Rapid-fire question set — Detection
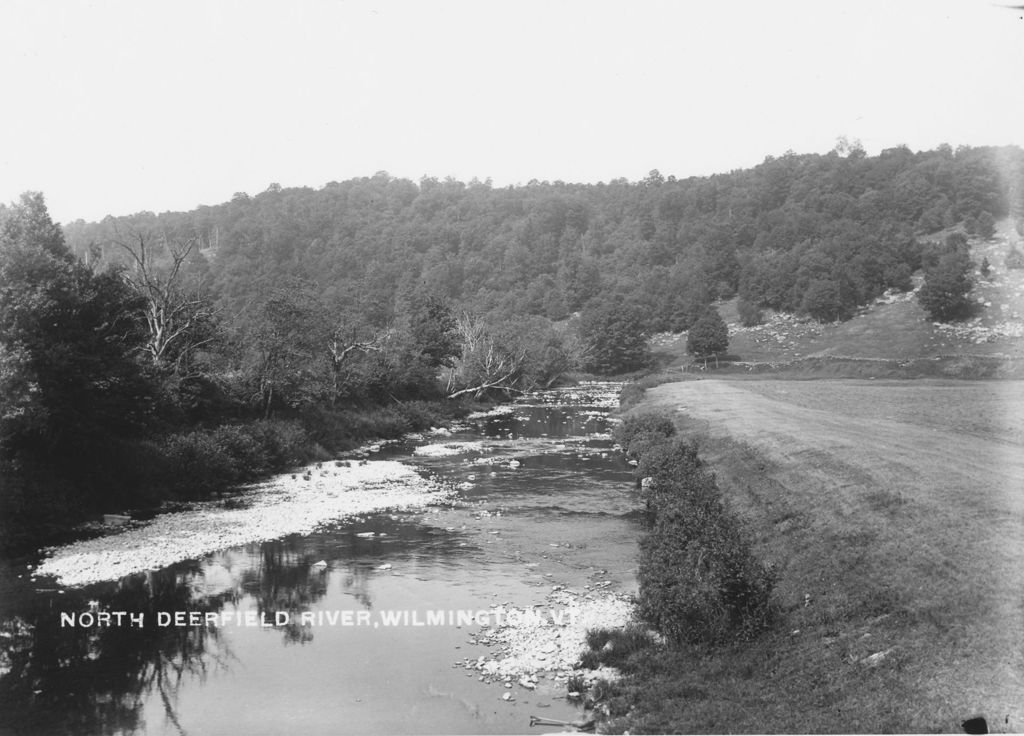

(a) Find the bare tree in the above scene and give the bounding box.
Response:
[325,322,381,405]
[111,228,215,369]
[445,313,526,399]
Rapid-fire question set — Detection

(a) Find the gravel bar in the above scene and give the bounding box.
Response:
[457,589,635,682]
[34,460,452,588]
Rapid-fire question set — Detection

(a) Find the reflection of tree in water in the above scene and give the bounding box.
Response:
[0,565,234,736]
[244,541,326,644]
[339,565,374,610]
[243,540,371,644]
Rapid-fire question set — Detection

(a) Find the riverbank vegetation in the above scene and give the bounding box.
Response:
[0,196,475,554]
[614,411,774,644]
[568,407,775,730]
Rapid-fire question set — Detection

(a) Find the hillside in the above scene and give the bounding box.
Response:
[652,222,1024,369]
[62,144,1024,342]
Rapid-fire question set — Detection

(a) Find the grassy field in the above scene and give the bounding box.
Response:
[616,378,1024,733]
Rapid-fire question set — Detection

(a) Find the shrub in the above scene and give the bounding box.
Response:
[161,431,240,496]
[613,410,677,460]
[639,499,774,645]
[582,627,657,672]
[635,439,717,517]
[635,436,702,483]
[155,420,312,498]
[246,419,310,468]
[394,400,449,429]
[302,400,465,452]
[621,425,775,645]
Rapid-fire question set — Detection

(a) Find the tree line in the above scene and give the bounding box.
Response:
[64,142,1021,336]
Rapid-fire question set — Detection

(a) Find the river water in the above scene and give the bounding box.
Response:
[0,383,641,735]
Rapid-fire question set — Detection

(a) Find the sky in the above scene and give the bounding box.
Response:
[0,0,1022,224]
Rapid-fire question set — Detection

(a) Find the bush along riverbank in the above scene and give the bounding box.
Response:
[0,399,474,557]
[572,400,775,732]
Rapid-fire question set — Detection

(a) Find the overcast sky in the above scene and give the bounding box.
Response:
[1,0,1021,223]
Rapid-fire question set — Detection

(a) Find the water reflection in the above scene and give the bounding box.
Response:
[245,543,330,645]
[0,384,635,734]
[0,516,476,734]
[0,565,231,735]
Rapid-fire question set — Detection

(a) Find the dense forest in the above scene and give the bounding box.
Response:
[3,143,1023,552]
[65,142,1024,327]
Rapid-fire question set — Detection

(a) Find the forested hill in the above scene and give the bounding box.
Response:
[65,143,1024,334]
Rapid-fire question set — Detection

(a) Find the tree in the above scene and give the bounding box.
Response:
[323,317,381,406]
[506,316,578,389]
[578,301,651,375]
[445,314,576,399]
[241,283,324,417]
[0,193,153,505]
[801,279,847,322]
[406,291,459,369]
[445,313,527,399]
[686,306,729,357]
[109,227,215,370]
[917,251,975,322]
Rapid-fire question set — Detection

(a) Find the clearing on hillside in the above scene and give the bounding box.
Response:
[652,222,1024,367]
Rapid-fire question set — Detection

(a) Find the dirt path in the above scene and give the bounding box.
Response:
[649,379,1024,520]
[644,378,1024,727]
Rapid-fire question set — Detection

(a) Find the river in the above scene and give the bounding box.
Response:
[0,383,641,735]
